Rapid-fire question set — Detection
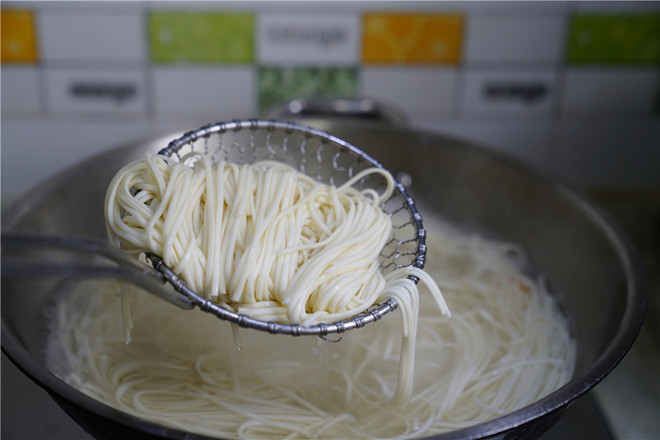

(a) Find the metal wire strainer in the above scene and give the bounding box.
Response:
[146,119,427,336]
[1,120,426,337]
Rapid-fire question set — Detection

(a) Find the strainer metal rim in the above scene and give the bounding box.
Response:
[151,119,427,336]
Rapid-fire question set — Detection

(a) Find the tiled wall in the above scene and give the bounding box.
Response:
[1,1,659,197]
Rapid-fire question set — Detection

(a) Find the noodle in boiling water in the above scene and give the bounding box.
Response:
[46,218,575,439]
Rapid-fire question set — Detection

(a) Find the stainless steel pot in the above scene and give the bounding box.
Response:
[1,100,646,439]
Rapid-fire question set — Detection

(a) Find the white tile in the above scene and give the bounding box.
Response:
[38,12,145,62]
[257,14,359,65]
[26,1,142,12]
[152,67,256,119]
[1,66,40,114]
[44,67,147,115]
[360,67,458,116]
[561,68,660,116]
[552,120,660,188]
[462,69,558,117]
[464,16,565,64]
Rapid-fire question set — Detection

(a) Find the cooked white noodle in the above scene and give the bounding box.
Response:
[46,219,575,439]
[104,152,445,326]
[103,151,448,404]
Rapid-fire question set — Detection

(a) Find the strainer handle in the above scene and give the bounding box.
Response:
[1,232,194,310]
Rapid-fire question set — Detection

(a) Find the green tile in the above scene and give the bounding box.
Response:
[567,14,660,65]
[149,12,253,63]
[258,67,358,113]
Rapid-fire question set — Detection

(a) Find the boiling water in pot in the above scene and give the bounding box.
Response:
[43,214,575,440]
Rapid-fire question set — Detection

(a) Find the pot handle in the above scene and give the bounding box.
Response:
[264,97,408,128]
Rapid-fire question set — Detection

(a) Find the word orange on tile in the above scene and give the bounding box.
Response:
[1,9,38,63]
[363,12,463,64]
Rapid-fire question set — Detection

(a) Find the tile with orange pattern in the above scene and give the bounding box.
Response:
[1,9,38,63]
[362,12,463,65]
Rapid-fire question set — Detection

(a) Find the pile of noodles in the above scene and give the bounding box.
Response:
[104,152,447,326]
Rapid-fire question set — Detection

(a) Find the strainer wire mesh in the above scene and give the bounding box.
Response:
[148,119,426,336]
